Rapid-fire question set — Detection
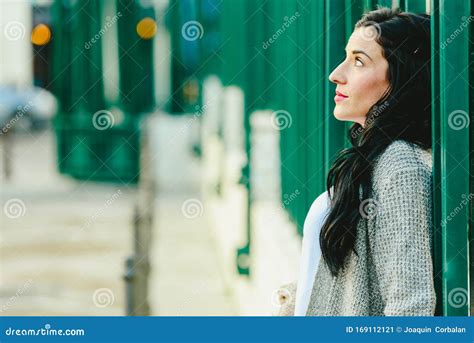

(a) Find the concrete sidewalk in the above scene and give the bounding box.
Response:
[0,114,237,315]
[148,113,238,315]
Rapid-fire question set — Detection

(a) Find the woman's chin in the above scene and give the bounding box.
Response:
[333,111,365,127]
[333,109,350,122]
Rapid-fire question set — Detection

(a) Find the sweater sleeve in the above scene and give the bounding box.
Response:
[372,166,436,316]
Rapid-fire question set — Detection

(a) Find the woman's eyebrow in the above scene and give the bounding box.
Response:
[351,49,373,61]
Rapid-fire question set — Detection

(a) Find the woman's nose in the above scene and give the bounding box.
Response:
[329,64,345,84]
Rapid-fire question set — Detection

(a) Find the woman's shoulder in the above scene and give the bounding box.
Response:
[372,140,432,181]
[303,190,331,236]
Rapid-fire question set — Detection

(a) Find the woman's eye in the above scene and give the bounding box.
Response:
[354,57,364,66]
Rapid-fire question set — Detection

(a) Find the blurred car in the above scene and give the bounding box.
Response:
[0,85,57,132]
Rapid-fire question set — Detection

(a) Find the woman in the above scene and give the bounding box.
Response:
[278,7,435,316]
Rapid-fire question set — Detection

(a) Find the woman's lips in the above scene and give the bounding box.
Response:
[334,90,348,102]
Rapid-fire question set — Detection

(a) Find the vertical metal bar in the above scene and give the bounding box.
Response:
[324,0,347,177]
[306,0,326,218]
[362,0,376,11]
[469,0,474,317]
[268,0,292,223]
[437,0,471,316]
[264,0,281,112]
[404,0,427,13]
[295,0,310,233]
[430,0,443,317]
[346,0,365,41]
[376,0,393,8]
[278,0,300,225]
[197,0,222,78]
[220,0,247,89]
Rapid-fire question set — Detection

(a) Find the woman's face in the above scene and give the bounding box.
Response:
[329,26,390,127]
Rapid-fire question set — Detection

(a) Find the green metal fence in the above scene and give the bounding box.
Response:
[50,0,156,183]
[203,0,472,315]
[430,0,471,317]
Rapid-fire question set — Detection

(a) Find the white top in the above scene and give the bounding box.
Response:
[294,190,331,316]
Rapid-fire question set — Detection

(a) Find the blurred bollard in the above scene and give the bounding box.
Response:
[201,76,224,196]
[124,116,156,316]
[222,86,250,276]
[0,130,12,180]
[123,255,135,315]
[222,86,247,190]
[250,111,281,202]
[250,110,301,314]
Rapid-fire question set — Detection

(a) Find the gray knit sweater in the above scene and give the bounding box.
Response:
[278,140,436,316]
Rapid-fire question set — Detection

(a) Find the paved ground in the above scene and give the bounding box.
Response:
[0,114,237,316]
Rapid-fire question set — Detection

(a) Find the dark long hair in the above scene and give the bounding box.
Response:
[320,7,431,277]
